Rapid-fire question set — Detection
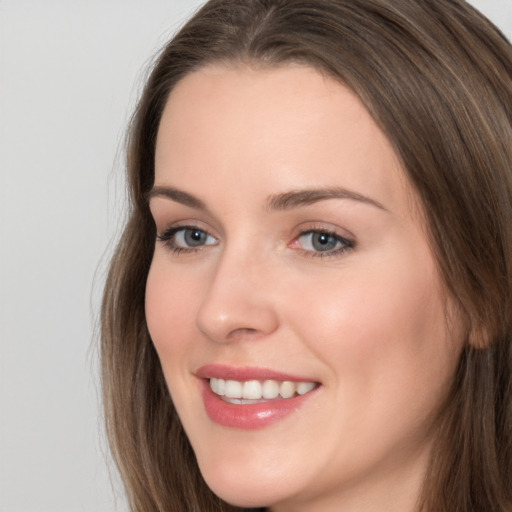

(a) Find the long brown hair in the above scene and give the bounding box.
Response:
[101,1,512,510]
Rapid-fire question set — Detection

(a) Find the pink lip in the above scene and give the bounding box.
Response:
[196,364,320,429]
[196,364,315,382]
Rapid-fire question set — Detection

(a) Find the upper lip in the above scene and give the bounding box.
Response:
[195,364,318,383]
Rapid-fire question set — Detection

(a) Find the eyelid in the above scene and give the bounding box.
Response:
[290,222,355,242]
[155,217,217,237]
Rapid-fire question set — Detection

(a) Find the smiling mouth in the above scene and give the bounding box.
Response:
[209,378,319,404]
[197,366,321,428]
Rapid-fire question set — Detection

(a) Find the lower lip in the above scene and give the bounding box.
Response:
[200,380,318,429]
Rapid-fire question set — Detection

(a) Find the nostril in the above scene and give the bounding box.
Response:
[226,327,261,342]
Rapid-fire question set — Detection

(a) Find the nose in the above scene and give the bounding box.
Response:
[195,250,279,344]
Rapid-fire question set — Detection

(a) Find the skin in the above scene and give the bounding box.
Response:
[145,64,464,512]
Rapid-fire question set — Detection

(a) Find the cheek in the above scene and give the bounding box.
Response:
[277,255,461,478]
[144,259,209,428]
[289,264,441,351]
[145,259,199,361]
[286,250,460,414]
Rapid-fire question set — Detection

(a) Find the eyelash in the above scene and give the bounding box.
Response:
[156,225,355,258]
[156,225,218,255]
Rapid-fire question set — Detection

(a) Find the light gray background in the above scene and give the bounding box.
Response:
[1,1,511,511]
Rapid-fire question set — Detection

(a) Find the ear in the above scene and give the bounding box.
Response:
[445,294,493,350]
[467,322,493,349]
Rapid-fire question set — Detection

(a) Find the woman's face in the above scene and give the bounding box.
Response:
[146,65,464,511]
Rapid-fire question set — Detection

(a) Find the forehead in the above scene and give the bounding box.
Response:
[154,64,414,216]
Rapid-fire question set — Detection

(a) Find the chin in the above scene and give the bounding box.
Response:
[196,452,299,509]
[201,471,272,508]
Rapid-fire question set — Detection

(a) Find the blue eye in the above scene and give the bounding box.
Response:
[175,228,216,248]
[157,226,217,252]
[297,230,353,255]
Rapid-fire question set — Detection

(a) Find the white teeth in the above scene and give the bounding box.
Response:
[279,381,295,399]
[242,380,262,399]
[224,380,243,398]
[209,378,317,400]
[297,382,316,395]
[262,379,280,399]
[216,378,226,396]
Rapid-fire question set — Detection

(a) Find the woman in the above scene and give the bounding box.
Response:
[101,0,512,510]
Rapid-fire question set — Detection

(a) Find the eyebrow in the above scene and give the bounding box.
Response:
[146,186,207,210]
[147,185,387,212]
[266,187,388,212]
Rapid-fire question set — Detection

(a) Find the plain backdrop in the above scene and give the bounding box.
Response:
[1,1,511,511]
